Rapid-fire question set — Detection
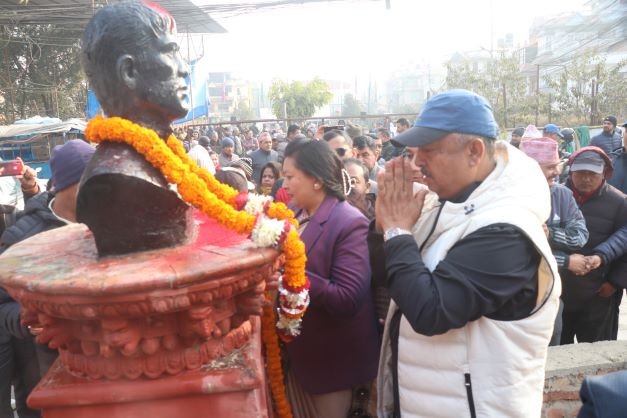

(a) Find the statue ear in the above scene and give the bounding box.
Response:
[117,54,137,90]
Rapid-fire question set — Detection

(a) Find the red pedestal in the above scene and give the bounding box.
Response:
[30,318,270,418]
[0,212,279,417]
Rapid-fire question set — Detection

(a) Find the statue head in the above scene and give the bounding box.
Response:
[81,1,190,131]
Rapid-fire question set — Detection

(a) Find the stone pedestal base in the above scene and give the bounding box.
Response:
[30,318,270,418]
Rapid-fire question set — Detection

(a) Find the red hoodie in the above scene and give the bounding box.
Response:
[567,146,614,204]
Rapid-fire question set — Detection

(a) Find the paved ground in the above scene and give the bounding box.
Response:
[618,290,627,341]
[11,292,627,417]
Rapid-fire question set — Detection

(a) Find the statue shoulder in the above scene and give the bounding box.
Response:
[80,142,169,189]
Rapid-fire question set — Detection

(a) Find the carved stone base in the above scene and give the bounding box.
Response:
[29,317,271,418]
[0,211,280,417]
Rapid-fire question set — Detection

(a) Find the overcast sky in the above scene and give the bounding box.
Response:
[186,0,587,82]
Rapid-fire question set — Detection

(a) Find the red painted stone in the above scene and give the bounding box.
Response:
[0,211,279,417]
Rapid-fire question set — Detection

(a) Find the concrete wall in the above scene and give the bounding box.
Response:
[543,341,627,417]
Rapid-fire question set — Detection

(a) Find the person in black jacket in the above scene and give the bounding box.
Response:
[561,147,627,344]
[0,140,94,418]
[0,158,41,238]
[577,370,627,418]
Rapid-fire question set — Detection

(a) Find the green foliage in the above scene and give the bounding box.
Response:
[446,51,530,129]
[0,25,84,123]
[341,93,362,116]
[545,52,627,125]
[268,78,332,120]
[446,49,627,128]
[232,98,256,121]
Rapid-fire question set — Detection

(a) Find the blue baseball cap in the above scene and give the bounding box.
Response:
[394,89,498,147]
[543,124,563,138]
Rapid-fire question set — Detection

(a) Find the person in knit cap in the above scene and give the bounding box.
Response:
[520,137,589,345]
[510,127,525,148]
[591,116,622,155]
[0,139,95,418]
[561,146,627,344]
[218,137,239,168]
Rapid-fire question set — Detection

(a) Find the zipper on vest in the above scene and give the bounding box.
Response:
[464,373,477,418]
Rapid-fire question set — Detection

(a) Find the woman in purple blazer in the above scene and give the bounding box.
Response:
[281,138,380,418]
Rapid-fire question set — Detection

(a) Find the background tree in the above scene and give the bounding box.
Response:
[232,98,255,121]
[544,53,626,126]
[341,93,362,116]
[0,25,84,123]
[446,51,529,129]
[268,77,332,120]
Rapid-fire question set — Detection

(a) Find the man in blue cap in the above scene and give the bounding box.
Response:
[543,123,564,143]
[371,89,560,417]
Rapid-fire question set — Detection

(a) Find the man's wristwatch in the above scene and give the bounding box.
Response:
[383,227,412,242]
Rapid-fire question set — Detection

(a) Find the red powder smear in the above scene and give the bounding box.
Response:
[143,1,176,32]
[192,209,248,248]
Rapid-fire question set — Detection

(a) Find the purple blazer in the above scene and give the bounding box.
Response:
[286,195,380,394]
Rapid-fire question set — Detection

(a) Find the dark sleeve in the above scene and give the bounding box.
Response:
[0,287,29,338]
[367,219,388,289]
[307,215,371,317]
[22,187,41,203]
[384,224,539,336]
[577,371,627,418]
[594,224,627,265]
[602,197,627,288]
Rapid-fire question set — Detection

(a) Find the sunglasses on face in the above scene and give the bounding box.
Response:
[336,148,348,157]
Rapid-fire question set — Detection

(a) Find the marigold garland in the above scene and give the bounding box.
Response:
[84,116,309,418]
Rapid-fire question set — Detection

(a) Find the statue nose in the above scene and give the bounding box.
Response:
[178,56,190,78]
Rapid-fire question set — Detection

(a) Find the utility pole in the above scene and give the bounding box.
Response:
[187,29,194,121]
[502,82,507,128]
[590,64,600,125]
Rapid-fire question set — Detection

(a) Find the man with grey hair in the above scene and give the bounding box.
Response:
[249,131,278,185]
[371,89,560,417]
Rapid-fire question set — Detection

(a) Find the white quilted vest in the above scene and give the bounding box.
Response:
[377,142,561,418]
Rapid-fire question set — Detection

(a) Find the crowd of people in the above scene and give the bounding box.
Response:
[163,93,626,417]
[4,2,626,417]
[0,90,625,418]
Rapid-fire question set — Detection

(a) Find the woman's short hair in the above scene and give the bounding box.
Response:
[258,161,281,185]
[284,138,346,201]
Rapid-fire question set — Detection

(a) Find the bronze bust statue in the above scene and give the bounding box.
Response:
[78,1,193,256]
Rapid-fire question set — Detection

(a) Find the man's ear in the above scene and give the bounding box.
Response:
[467,137,485,166]
[117,54,136,90]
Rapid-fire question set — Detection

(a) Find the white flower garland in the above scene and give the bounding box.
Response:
[244,193,310,338]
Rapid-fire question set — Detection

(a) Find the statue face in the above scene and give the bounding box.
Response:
[134,31,190,121]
